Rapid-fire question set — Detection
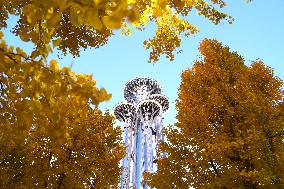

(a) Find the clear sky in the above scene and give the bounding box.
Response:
[3,0,284,126]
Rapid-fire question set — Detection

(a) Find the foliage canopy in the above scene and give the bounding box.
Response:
[0,0,239,63]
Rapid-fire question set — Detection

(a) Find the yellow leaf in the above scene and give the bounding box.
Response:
[85,8,103,30]
[46,7,54,19]
[127,8,141,23]
[52,38,62,47]
[26,15,32,23]
[19,34,30,42]
[16,47,28,58]
[50,59,59,70]
[61,67,71,74]
[31,50,40,59]
[70,7,81,27]
[102,16,122,29]
[46,11,61,28]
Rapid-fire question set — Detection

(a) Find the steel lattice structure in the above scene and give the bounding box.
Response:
[114,77,169,189]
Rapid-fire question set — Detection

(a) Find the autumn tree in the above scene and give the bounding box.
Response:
[0,33,124,188]
[0,0,246,63]
[147,39,284,188]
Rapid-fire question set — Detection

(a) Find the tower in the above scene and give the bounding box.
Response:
[114,77,169,189]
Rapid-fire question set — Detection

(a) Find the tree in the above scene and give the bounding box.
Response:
[0,33,124,188]
[147,39,284,188]
[0,0,245,63]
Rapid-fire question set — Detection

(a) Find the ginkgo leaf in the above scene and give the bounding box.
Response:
[102,16,122,29]
[19,34,30,42]
[52,38,62,47]
[85,8,103,30]
[50,59,59,70]
[31,50,40,58]
[46,11,61,28]
[127,8,141,23]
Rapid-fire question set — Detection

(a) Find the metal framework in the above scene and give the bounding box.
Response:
[114,77,169,189]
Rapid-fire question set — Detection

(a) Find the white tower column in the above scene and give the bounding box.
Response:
[114,77,169,189]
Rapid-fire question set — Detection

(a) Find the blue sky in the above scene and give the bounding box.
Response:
[3,0,284,126]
